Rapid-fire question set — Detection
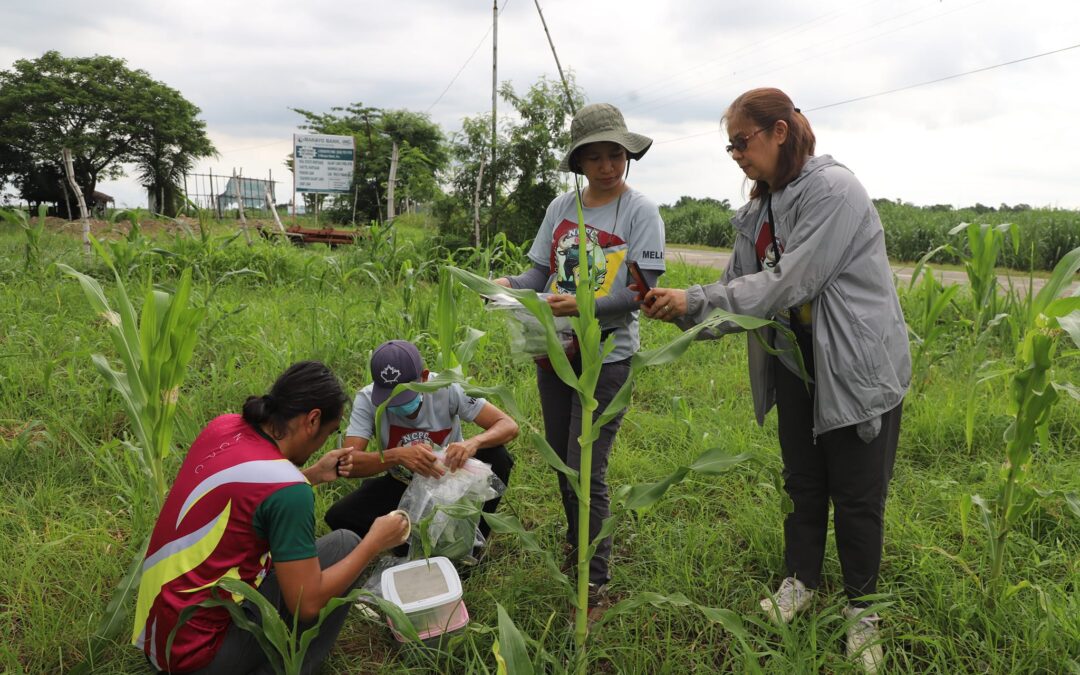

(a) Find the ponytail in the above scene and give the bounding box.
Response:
[243,361,347,439]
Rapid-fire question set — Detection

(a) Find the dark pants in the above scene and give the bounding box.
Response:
[773,360,902,605]
[324,445,514,541]
[536,357,631,586]
[181,529,361,675]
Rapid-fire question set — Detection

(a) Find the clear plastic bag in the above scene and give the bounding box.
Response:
[485,292,575,363]
[396,449,506,561]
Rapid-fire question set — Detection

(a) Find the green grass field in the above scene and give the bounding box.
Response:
[0,219,1077,673]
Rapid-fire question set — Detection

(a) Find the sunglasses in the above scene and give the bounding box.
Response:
[725,125,772,155]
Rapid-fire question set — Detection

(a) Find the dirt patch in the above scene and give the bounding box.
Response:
[44,215,278,240]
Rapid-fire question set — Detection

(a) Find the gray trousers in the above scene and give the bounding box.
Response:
[183,529,362,675]
[536,357,631,586]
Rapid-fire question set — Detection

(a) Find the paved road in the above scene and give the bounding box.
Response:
[667,246,1080,296]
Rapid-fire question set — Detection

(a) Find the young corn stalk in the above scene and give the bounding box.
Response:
[58,237,205,514]
[57,239,205,671]
[445,231,803,672]
[170,579,423,675]
[961,246,1080,594]
[0,204,47,273]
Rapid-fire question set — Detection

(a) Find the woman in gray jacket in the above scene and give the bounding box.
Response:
[642,87,909,673]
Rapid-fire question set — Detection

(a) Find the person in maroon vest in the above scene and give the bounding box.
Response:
[133,361,408,674]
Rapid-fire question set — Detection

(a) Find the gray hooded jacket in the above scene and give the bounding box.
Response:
[679,155,910,435]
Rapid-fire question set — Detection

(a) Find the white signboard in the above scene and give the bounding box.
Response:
[293,133,355,193]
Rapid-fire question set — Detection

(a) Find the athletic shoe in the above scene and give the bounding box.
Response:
[843,605,884,673]
[759,576,814,624]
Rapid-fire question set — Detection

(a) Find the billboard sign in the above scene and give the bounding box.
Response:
[293,133,355,193]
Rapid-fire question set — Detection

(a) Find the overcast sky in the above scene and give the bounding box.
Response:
[3,0,1079,211]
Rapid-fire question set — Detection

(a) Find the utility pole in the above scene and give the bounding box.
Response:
[490,0,498,240]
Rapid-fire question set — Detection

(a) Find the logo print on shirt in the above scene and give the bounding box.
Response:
[379,365,401,384]
[554,228,607,293]
[755,221,784,270]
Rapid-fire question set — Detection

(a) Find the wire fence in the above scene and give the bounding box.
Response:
[182,169,286,219]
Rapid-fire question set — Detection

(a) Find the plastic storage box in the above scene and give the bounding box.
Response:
[381,556,469,642]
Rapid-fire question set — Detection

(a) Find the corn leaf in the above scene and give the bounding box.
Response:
[495,603,535,675]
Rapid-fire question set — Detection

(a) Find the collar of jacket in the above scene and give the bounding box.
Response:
[729,154,845,234]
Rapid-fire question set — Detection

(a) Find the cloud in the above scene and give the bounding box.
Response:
[3,0,1080,211]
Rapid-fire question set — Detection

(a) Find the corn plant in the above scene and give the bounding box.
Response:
[914,221,1019,337]
[169,578,422,675]
[0,204,47,273]
[444,262,800,670]
[904,263,962,377]
[58,239,205,512]
[960,246,1080,593]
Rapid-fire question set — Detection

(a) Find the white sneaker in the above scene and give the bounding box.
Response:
[843,605,884,673]
[759,576,814,624]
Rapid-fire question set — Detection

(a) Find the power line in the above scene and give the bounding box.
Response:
[805,42,1080,111]
[426,0,512,113]
[653,42,1080,145]
[622,0,889,113]
[630,0,978,117]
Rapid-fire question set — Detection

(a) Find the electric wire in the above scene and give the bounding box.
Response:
[622,0,889,112]
[629,0,981,116]
[426,0,513,114]
[652,42,1080,145]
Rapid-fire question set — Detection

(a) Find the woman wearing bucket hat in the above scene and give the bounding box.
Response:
[640,88,908,672]
[495,103,666,616]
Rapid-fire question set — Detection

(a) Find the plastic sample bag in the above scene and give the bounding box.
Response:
[397,449,506,561]
[484,292,575,363]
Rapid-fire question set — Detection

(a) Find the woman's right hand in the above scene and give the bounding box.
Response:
[642,288,688,321]
[493,277,511,288]
[367,511,410,550]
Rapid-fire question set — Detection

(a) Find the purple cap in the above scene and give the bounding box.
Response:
[370,340,424,406]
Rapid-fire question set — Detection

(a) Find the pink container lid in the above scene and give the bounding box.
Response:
[390,599,469,643]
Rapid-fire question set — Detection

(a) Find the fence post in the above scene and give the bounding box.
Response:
[62,148,92,256]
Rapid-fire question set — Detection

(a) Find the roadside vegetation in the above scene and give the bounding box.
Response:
[1,211,1077,673]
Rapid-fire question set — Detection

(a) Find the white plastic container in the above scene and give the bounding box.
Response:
[380,556,468,640]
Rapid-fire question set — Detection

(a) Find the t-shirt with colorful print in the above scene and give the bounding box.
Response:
[525,188,666,363]
[346,377,487,482]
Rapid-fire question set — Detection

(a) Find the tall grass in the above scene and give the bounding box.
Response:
[0,223,1077,672]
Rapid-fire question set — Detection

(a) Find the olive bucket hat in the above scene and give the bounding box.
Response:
[559,103,653,174]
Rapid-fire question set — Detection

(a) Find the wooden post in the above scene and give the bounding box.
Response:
[386,140,399,222]
[209,169,220,219]
[473,157,486,249]
[234,169,251,245]
[62,148,92,256]
[266,188,286,234]
[491,0,498,238]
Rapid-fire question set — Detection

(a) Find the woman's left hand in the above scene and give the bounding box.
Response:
[642,288,688,321]
[546,294,579,317]
[306,447,350,485]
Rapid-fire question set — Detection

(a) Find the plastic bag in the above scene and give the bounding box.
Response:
[397,449,506,561]
[485,292,575,363]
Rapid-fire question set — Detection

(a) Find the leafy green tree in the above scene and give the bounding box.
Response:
[0,51,215,216]
[290,104,447,224]
[436,74,584,245]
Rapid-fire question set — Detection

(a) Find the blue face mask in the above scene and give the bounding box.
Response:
[387,395,422,417]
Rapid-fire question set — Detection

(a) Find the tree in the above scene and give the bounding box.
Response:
[436,74,584,244]
[289,104,448,224]
[0,51,215,215]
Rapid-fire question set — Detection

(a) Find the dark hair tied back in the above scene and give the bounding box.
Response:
[723,88,816,199]
[242,361,347,439]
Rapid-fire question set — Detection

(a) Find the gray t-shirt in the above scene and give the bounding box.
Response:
[347,377,487,482]
[525,188,666,362]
